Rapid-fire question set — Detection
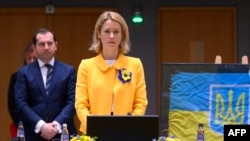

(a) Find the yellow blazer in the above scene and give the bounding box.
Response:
[75,53,148,133]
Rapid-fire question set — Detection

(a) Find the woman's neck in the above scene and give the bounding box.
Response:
[102,51,119,60]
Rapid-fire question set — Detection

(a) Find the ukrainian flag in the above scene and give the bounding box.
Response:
[168,72,250,141]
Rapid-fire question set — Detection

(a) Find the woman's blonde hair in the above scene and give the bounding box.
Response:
[89,11,130,54]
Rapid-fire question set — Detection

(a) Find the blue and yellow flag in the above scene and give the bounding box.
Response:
[168,72,250,141]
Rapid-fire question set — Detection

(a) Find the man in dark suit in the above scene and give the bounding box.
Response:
[15,28,77,141]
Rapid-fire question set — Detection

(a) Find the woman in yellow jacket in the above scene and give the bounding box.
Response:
[75,11,148,134]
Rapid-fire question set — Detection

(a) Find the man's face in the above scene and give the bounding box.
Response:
[34,32,57,63]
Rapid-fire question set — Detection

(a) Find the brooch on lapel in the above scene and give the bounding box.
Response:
[118,68,132,83]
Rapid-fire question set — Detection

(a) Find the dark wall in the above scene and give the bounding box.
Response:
[0,0,249,115]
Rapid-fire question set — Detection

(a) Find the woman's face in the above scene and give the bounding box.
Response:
[24,50,36,65]
[98,19,122,52]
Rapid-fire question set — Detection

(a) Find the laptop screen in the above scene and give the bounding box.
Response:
[86,115,159,141]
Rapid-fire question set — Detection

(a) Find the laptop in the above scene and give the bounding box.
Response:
[86,115,159,141]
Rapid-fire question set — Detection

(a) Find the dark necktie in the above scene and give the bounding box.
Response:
[45,64,53,95]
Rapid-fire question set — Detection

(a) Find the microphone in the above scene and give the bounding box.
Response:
[110,112,113,116]
[127,112,132,116]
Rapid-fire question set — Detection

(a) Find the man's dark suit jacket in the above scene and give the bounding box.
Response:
[15,60,77,141]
